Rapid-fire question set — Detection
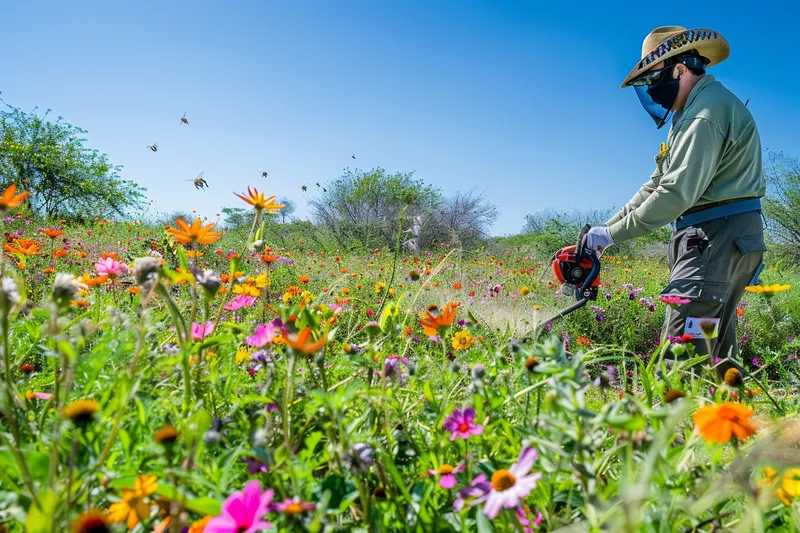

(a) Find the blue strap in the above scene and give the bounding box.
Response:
[749,262,765,286]
[675,198,762,230]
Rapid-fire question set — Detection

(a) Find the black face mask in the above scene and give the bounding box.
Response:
[633,65,682,129]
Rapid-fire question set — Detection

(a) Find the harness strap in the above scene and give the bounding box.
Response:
[674,198,762,231]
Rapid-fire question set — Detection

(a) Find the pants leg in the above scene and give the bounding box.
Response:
[660,211,765,379]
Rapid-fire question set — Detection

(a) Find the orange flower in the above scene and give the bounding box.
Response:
[53,248,67,258]
[71,300,91,308]
[452,283,462,290]
[262,252,277,263]
[167,218,220,245]
[41,228,64,238]
[285,327,327,355]
[4,238,40,256]
[234,186,285,211]
[108,474,157,529]
[577,336,591,346]
[418,302,459,337]
[693,402,757,444]
[0,184,30,210]
[298,275,310,284]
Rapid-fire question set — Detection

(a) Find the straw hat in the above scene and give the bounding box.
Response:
[621,26,730,88]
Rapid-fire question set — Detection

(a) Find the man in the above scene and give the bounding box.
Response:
[585,26,766,378]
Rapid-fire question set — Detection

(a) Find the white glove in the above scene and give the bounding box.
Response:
[585,226,614,254]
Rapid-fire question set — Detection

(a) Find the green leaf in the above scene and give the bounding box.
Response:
[476,510,495,533]
[26,488,59,533]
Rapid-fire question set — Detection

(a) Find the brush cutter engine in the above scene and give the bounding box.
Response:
[538,225,602,330]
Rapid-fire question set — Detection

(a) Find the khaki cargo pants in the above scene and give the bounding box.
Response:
[660,210,766,378]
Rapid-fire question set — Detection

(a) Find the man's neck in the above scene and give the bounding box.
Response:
[673,73,705,112]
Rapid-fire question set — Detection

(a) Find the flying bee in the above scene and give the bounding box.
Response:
[323,187,327,192]
[352,153,356,159]
[301,184,307,192]
[261,171,269,178]
[149,143,158,152]
[180,113,189,125]
[186,171,208,190]
[316,182,320,187]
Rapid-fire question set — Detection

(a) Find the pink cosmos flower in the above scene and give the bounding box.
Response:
[94,257,129,278]
[205,481,273,532]
[477,447,542,519]
[660,295,692,306]
[246,323,277,347]
[270,496,316,516]
[224,295,258,311]
[428,463,465,489]
[443,407,484,441]
[191,321,215,340]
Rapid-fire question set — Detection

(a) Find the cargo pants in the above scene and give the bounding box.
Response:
[660,210,766,378]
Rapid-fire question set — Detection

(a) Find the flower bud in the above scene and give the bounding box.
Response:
[133,256,160,285]
[53,273,80,307]
[196,269,221,297]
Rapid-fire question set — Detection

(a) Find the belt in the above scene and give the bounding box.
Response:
[674,197,762,231]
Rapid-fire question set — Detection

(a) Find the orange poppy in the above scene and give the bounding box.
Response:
[167,218,220,245]
[285,327,327,355]
[4,238,40,256]
[693,402,757,444]
[0,184,29,210]
[41,228,64,238]
[418,302,459,337]
[234,186,285,211]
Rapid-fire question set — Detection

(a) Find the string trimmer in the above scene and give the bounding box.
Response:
[538,224,601,330]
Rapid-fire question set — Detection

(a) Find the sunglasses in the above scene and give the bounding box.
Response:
[630,66,671,87]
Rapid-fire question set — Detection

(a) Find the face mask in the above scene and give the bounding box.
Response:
[632,65,682,129]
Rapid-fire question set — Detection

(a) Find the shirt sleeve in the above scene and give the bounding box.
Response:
[606,174,659,226]
[607,117,725,243]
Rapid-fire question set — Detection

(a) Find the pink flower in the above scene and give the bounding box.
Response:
[516,505,543,533]
[270,496,316,516]
[246,323,277,347]
[224,295,257,311]
[191,321,215,340]
[205,480,273,533]
[454,473,491,511]
[443,407,484,441]
[428,463,465,489]
[660,295,692,306]
[477,447,542,519]
[94,257,129,278]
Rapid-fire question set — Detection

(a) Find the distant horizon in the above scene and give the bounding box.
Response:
[3,0,798,237]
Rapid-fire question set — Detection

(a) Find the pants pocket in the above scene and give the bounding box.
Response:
[734,234,767,286]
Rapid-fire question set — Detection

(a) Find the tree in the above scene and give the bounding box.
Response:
[420,189,498,249]
[0,96,145,219]
[278,196,296,223]
[308,167,441,250]
[763,151,800,247]
[221,207,254,229]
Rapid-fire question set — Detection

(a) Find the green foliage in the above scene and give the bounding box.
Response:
[763,151,800,252]
[0,96,146,219]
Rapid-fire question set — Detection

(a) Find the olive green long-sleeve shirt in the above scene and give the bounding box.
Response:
[606,74,765,243]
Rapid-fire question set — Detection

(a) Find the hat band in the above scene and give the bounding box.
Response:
[638,29,720,71]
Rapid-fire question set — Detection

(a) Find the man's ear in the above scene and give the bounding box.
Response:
[673,64,686,79]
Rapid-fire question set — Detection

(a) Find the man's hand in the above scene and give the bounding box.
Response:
[585,226,614,254]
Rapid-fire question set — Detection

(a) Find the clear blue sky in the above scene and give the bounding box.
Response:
[3,0,798,236]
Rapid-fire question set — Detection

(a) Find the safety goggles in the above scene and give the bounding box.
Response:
[629,66,669,87]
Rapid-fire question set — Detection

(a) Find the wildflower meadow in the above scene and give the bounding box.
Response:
[2,179,800,533]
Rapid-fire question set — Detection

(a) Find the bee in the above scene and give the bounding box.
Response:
[180,113,189,125]
[301,184,307,192]
[149,143,158,152]
[323,187,327,192]
[261,171,269,178]
[352,153,356,159]
[316,182,320,187]
[186,171,208,190]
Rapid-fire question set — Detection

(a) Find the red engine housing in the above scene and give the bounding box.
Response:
[551,245,601,288]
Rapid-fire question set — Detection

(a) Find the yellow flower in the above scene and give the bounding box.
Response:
[451,330,475,351]
[236,346,251,365]
[762,467,800,505]
[63,399,100,424]
[233,284,261,297]
[375,282,386,294]
[282,285,302,304]
[254,273,268,288]
[745,283,790,294]
[108,475,157,529]
[300,290,315,305]
[519,286,530,296]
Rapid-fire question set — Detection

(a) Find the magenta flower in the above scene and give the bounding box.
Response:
[454,473,491,511]
[270,496,316,516]
[443,407,484,441]
[477,447,542,519]
[660,295,692,306]
[516,504,543,533]
[246,323,277,347]
[204,480,273,533]
[191,321,215,340]
[224,294,258,311]
[94,257,129,278]
[428,463,465,489]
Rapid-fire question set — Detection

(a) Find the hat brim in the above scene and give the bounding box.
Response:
[621,28,730,88]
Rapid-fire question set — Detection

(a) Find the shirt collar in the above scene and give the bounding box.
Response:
[673,74,715,124]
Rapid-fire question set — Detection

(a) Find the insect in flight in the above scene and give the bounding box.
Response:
[149,143,158,152]
[352,153,356,159]
[181,113,189,125]
[301,184,307,192]
[186,171,208,190]
[262,171,269,178]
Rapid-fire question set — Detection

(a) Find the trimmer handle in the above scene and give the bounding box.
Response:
[576,224,591,257]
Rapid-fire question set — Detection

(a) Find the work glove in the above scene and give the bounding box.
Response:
[584,226,614,254]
